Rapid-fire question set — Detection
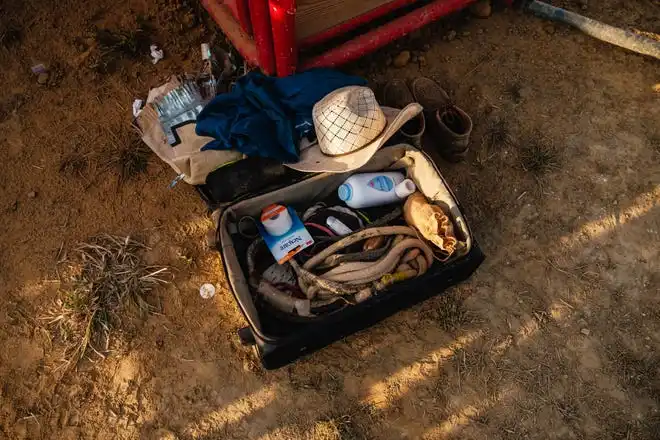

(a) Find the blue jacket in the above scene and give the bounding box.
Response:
[196,69,366,162]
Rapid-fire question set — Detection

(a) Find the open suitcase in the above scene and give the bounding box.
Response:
[200,144,485,369]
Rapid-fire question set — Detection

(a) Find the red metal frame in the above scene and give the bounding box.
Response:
[202,0,261,68]
[203,0,498,77]
[249,0,276,74]
[302,0,475,70]
[269,0,298,77]
[298,0,420,49]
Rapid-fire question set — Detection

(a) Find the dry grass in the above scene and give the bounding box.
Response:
[0,23,21,49]
[91,24,152,74]
[478,118,515,165]
[519,133,561,175]
[101,124,152,184]
[44,235,169,369]
[311,402,376,440]
[59,153,90,179]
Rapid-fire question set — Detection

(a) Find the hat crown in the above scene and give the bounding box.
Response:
[313,86,387,156]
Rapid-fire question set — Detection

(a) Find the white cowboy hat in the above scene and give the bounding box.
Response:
[286,86,422,173]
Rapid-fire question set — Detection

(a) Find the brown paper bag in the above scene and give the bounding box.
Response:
[136,76,244,185]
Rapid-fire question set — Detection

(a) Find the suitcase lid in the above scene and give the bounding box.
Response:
[196,157,311,210]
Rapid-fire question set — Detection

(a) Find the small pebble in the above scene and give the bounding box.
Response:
[581,328,591,336]
[392,50,411,68]
[27,191,37,198]
[422,43,431,51]
[411,54,418,63]
[545,25,555,35]
[446,30,457,41]
[418,55,427,67]
[462,31,471,37]
[37,72,49,85]
[477,28,484,35]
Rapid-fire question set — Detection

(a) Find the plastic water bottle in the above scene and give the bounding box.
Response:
[338,172,416,209]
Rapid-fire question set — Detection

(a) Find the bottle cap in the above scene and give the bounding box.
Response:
[394,179,416,199]
[338,184,352,202]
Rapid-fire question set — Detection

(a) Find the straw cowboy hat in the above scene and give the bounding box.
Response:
[286,86,422,173]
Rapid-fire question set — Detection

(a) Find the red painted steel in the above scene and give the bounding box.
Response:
[270,0,298,76]
[204,0,485,75]
[201,0,260,67]
[249,0,276,74]
[301,0,475,70]
[299,0,419,49]
[234,0,254,34]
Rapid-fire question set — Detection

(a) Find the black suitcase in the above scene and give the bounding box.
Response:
[199,144,484,369]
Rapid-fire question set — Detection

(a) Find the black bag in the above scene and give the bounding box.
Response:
[202,145,484,369]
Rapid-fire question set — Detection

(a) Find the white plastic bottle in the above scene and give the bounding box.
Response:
[338,172,416,209]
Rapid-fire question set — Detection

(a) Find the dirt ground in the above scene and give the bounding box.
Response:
[1,0,659,439]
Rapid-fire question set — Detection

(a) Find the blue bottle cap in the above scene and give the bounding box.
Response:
[338,183,352,202]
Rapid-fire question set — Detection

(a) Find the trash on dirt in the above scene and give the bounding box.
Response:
[150,44,164,64]
[153,79,205,145]
[198,43,237,96]
[135,75,244,185]
[199,283,216,299]
[31,63,48,74]
[132,99,144,117]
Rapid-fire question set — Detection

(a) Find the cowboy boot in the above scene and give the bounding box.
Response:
[383,79,426,149]
[411,77,473,162]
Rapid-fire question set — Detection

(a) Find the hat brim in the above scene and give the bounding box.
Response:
[285,103,423,173]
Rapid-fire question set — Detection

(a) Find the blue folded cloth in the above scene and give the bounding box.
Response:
[196,69,367,163]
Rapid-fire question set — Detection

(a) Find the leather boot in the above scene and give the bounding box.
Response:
[411,77,472,162]
[382,79,425,149]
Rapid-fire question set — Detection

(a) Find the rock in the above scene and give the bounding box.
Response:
[446,30,457,41]
[470,0,492,19]
[422,43,431,51]
[477,28,484,34]
[37,72,49,85]
[581,328,591,336]
[418,55,427,67]
[27,191,37,198]
[462,31,471,37]
[392,50,411,68]
[545,25,555,35]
